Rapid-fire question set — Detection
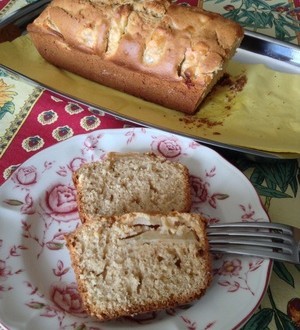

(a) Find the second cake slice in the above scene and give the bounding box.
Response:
[72,152,191,222]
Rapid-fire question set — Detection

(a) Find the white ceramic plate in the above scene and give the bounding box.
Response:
[0,128,272,330]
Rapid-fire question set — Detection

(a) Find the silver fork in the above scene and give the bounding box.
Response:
[207,222,300,264]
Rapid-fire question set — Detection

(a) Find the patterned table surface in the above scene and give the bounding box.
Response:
[0,1,299,330]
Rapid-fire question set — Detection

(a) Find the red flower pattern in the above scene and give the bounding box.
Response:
[190,175,209,203]
[50,282,86,316]
[40,184,78,222]
[216,259,242,277]
[151,136,183,159]
[13,166,37,185]
[190,175,229,208]
[20,193,35,214]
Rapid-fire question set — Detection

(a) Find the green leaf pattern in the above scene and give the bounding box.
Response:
[205,0,300,43]
[273,261,295,288]
[241,308,274,329]
[231,156,300,329]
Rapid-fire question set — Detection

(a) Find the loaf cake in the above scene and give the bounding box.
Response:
[27,0,244,114]
[65,212,212,321]
[72,152,191,222]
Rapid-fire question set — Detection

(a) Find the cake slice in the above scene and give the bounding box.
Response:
[72,152,192,222]
[65,212,212,321]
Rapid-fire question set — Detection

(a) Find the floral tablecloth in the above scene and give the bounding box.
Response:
[0,0,299,329]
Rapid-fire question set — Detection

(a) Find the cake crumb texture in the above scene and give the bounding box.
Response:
[65,212,212,321]
[72,152,192,222]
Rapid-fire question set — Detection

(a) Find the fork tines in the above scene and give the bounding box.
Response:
[207,222,300,264]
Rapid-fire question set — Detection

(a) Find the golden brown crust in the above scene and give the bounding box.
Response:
[72,170,89,223]
[28,0,243,114]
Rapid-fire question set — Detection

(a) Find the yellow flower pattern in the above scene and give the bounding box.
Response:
[0,79,17,119]
[0,79,16,107]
